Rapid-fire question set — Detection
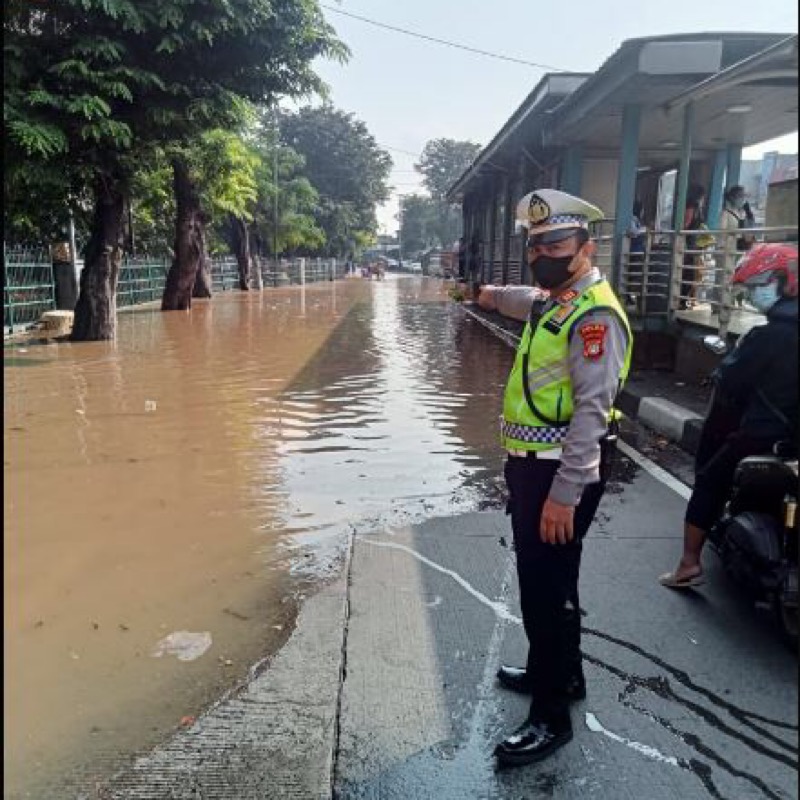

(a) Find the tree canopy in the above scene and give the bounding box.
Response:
[415,138,482,200]
[4,0,348,336]
[280,105,392,257]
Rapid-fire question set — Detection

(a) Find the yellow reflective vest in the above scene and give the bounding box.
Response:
[500,279,632,452]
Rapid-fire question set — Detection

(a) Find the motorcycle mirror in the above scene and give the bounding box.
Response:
[703,334,728,355]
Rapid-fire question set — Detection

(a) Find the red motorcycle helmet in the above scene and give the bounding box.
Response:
[733,243,798,296]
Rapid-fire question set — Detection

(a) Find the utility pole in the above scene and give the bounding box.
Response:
[397,195,403,268]
[272,104,279,262]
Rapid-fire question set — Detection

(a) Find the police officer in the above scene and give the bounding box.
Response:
[494,189,633,767]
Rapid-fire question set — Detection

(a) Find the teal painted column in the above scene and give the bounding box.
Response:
[706,149,727,229]
[612,104,641,290]
[672,102,695,231]
[726,144,742,188]
[560,145,583,195]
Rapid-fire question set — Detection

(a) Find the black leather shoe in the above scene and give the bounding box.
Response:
[496,665,586,701]
[494,714,573,766]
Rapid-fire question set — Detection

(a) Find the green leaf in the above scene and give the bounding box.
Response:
[7,120,68,158]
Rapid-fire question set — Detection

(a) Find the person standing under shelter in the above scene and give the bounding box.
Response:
[721,186,756,307]
[679,184,707,309]
[625,199,648,308]
[493,189,633,767]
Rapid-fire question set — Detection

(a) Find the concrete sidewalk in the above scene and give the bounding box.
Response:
[462,304,710,455]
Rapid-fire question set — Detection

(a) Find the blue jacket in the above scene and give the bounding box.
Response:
[713,297,798,440]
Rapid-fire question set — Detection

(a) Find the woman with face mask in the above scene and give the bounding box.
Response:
[722,185,756,253]
[660,243,798,590]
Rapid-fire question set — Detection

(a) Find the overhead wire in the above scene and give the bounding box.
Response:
[319,4,566,71]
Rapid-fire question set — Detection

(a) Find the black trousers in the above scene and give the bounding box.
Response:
[504,456,606,720]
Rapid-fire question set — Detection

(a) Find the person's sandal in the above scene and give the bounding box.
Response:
[658,570,705,589]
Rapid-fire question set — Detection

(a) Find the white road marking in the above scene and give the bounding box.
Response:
[358,538,521,624]
[617,440,692,501]
[585,712,680,767]
[358,537,688,771]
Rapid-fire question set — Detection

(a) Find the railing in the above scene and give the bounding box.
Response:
[593,234,615,280]
[3,245,56,332]
[618,226,798,336]
[210,256,240,292]
[117,256,170,309]
[258,257,344,287]
[4,246,350,335]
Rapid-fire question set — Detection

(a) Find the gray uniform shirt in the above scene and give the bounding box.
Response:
[533,270,629,506]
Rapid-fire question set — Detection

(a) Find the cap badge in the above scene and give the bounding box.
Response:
[528,194,550,225]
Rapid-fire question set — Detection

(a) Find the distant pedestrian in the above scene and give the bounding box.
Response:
[679,184,707,309]
[494,188,633,767]
[628,199,647,256]
[457,237,467,281]
[721,185,756,253]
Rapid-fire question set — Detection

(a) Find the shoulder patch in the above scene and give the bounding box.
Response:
[578,322,607,360]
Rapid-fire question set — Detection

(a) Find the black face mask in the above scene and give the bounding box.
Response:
[531,254,575,289]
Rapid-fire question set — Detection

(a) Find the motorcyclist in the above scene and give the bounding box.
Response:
[660,243,799,589]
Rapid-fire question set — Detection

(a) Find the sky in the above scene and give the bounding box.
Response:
[310,1,798,234]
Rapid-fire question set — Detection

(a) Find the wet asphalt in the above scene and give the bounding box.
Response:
[334,441,798,800]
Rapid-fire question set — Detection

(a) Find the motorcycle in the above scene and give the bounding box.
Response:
[707,439,798,648]
[702,334,798,647]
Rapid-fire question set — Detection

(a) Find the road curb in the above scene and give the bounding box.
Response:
[461,303,703,455]
[98,560,350,799]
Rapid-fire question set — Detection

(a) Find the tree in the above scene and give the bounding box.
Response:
[399,139,482,254]
[246,114,326,260]
[398,195,440,255]
[398,194,463,256]
[415,139,482,201]
[280,106,392,257]
[4,0,346,339]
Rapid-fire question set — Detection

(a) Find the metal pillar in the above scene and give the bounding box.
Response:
[560,145,583,195]
[612,104,641,291]
[706,149,727,229]
[726,144,742,189]
[672,102,695,232]
[500,174,513,285]
[487,180,499,285]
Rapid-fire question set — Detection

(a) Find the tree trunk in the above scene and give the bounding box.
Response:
[162,157,210,310]
[230,215,252,291]
[70,175,126,341]
[192,227,213,298]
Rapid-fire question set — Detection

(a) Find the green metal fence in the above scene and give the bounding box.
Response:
[3,245,56,332]
[211,256,240,292]
[4,246,345,335]
[117,256,170,309]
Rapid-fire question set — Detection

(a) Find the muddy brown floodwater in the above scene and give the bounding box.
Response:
[3,275,514,798]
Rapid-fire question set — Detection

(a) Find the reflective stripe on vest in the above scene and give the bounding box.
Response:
[500,279,632,452]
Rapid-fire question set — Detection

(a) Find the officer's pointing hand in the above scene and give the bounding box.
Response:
[540,498,575,545]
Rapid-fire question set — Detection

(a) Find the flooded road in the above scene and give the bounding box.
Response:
[4,276,513,797]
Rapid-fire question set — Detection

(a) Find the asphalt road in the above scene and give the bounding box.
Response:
[333,437,798,800]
